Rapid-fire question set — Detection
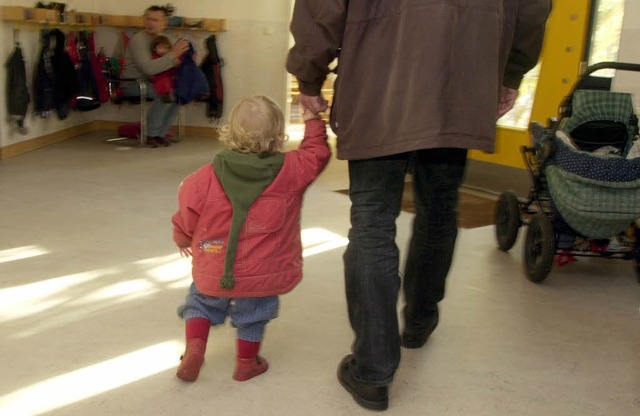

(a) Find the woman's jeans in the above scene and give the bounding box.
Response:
[343,148,467,387]
[122,80,179,138]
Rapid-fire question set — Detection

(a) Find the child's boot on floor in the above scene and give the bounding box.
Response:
[233,355,269,381]
[176,338,207,382]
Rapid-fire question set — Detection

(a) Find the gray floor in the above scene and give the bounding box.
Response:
[0,131,639,416]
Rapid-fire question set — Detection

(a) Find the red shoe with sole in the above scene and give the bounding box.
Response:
[176,338,206,382]
[233,355,269,381]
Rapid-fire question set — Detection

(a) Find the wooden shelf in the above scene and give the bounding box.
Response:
[1,6,226,32]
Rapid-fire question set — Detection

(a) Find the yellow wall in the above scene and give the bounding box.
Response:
[470,0,592,168]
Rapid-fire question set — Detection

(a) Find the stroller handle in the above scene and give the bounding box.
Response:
[580,61,640,78]
[560,61,640,118]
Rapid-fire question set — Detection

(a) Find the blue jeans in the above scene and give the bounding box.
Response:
[177,283,280,342]
[343,148,467,387]
[122,80,179,138]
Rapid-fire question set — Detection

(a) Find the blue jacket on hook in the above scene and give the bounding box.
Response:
[174,41,209,105]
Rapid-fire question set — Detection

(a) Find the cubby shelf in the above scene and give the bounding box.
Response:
[1,6,226,32]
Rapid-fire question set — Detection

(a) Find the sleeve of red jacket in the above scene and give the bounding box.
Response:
[286,0,347,96]
[171,172,205,248]
[287,118,332,192]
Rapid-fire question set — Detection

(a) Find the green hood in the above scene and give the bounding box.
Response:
[212,149,285,289]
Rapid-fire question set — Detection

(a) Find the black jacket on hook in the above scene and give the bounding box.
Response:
[34,29,79,119]
[6,43,30,129]
[199,35,224,121]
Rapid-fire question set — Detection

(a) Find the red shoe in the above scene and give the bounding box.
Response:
[233,355,269,381]
[176,338,206,382]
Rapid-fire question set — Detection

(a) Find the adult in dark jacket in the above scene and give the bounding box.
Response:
[287,0,552,411]
[5,44,30,132]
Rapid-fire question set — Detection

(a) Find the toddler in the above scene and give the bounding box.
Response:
[172,95,331,382]
[150,35,175,103]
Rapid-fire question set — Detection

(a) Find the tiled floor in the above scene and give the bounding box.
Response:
[0,131,639,416]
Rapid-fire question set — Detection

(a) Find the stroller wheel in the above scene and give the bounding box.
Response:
[523,213,555,283]
[495,191,521,252]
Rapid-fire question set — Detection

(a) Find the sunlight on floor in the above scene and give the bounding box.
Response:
[0,228,346,327]
[0,341,183,416]
[0,230,348,413]
[73,278,158,304]
[138,253,192,283]
[0,268,118,323]
[301,227,349,257]
[0,245,50,264]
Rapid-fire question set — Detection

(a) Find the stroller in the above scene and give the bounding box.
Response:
[494,62,640,283]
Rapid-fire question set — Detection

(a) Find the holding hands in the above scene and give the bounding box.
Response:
[298,93,328,115]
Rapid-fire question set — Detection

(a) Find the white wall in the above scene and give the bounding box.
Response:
[0,0,292,147]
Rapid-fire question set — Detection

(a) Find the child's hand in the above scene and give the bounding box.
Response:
[179,247,192,257]
[300,103,321,121]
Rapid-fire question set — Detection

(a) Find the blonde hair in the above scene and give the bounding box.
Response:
[218,95,287,154]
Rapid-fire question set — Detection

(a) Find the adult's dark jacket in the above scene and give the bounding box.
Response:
[5,44,30,126]
[286,0,552,160]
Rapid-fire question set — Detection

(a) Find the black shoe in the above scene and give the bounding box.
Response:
[154,136,171,147]
[337,355,388,411]
[401,307,439,349]
[143,137,158,148]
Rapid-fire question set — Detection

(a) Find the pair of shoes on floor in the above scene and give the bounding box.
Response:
[176,338,207,382]
[143,137,158,148]
[337,355,388,411]
[233,355,269,381]
[401,307,439,349]
[154,136,171,147]
[144,136,171,148]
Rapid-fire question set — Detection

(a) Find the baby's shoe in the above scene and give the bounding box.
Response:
[233,355,269,381]
[176,338,206,382]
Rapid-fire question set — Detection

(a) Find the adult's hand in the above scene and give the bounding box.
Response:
[298,93,328,114]
[171,38,190,60]
[497,86,518,118]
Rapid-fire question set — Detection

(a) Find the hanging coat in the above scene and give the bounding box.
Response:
[72,30,101,111]
[34,30,55,118]
[199,35,224,120]
[34,29,79,120]
[6,44,30,130]
[88,31,110,103]
[174,42,209,105]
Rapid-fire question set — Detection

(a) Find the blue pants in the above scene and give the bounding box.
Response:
[343,148,467,387]
[122,80,179,138]
[178,283,280,342]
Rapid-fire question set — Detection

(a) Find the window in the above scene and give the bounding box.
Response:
[497,0,626,129]
[587,0,626,77]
